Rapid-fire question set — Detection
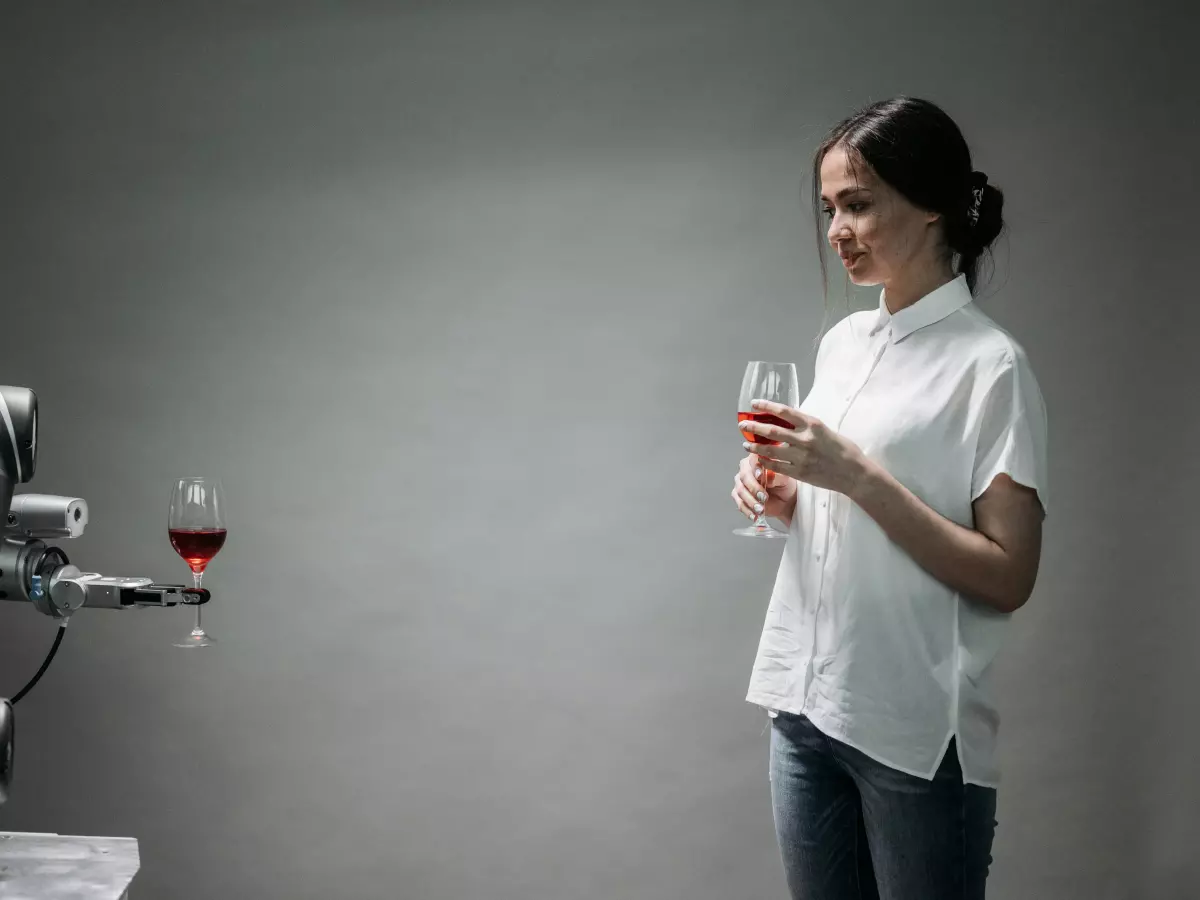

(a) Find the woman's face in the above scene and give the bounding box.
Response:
[819,145,942,287]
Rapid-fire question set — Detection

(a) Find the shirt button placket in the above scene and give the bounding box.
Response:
[805,339,889,709]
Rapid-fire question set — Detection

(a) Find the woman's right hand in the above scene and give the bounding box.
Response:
[732,453,798,524]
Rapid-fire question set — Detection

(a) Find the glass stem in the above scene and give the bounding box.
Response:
[192,570,204,634]
[753,466,772,530]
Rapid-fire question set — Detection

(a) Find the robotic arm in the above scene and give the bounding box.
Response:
[0,385,211,801]
[1,386,209,615]
[2,492,210,616]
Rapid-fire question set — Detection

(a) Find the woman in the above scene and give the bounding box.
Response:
[731,96,1048,899]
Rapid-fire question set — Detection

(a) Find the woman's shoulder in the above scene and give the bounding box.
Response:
[953,308,1048,422]
[956,303,1038,375]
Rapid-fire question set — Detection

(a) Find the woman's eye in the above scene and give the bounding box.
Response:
[822,202,868,219]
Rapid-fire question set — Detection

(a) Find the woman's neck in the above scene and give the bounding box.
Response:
[881,261,956,315]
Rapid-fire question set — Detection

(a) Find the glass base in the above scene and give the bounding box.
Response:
[733,520,788,538]
[175,629,216,648]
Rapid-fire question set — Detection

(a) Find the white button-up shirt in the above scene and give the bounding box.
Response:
[746,274,1049,787]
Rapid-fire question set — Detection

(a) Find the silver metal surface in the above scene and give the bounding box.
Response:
[5,494,88,539]
[0,832,139,899]
[48,565,88,617]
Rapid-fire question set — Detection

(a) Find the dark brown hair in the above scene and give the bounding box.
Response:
[812,96,1004,327]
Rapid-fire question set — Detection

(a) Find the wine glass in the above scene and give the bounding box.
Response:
[168,477,227,648]
[734,361,800,538]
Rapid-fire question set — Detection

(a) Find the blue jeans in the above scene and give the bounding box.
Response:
[769,711,997,900]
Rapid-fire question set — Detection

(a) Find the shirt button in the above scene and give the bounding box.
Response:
[820,500,827,508]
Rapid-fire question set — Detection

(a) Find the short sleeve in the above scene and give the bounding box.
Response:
[971,347,1049,514]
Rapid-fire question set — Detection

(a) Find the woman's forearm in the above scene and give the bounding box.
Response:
[847,460,1025,613]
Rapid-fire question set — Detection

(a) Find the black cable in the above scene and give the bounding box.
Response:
[11,622,68,706]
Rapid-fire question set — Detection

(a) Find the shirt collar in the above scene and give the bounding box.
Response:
[870,274,973,342]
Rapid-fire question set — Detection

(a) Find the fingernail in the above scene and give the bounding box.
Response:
[754,503,764,513]
[743,441,751,450]
[754,468,762,478]
[757,491,766,502]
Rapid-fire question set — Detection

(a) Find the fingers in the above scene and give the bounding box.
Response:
[749,399,811,428]
[740,456,764,491]
[739,467,766,502]
[759,456,796,480]
[733,465,768,520]
[731,484,760,519]
[741,422,795,445]
[746,443,791,470]
[745,453,785,492]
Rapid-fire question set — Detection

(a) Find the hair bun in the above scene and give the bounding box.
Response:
[962,175,1003,258]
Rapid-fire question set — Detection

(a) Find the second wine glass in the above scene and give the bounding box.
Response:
[735,361,800,538]
[168,477,226,648]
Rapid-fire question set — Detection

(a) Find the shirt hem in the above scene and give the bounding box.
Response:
[746,694,999,789]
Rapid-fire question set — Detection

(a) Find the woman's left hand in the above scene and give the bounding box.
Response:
[741,399,871,498]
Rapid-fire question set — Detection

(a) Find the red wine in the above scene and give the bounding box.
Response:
[738,411,792,445]
[169,528,227,572]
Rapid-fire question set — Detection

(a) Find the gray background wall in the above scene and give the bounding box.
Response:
[1,2,1196,898]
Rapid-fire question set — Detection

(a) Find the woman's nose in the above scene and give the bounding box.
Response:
[828,217,853,244]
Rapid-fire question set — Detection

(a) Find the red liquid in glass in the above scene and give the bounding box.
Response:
[169,528,227,572]
[738,412,792,445]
